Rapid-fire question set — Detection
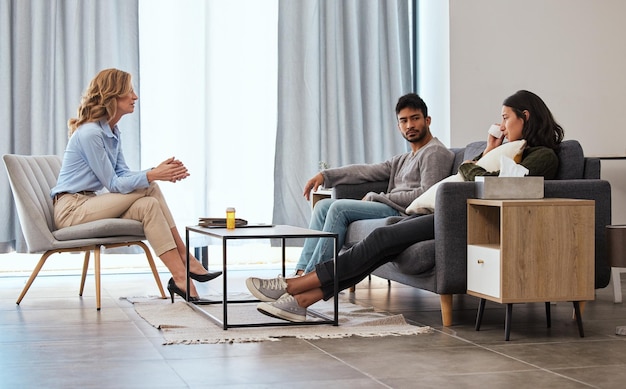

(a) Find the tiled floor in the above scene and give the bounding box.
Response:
[1,266,625,388]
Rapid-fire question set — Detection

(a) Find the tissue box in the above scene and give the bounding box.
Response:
[475,176,544,199]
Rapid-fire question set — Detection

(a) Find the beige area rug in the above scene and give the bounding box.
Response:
[128,296,432,344]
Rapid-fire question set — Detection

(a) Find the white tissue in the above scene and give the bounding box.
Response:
[488,124,501,138]
[499,156,528,177]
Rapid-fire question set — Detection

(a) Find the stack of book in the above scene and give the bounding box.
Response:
[198,217,248,228]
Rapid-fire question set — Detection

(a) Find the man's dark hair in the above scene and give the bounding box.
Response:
[395,93,428,117]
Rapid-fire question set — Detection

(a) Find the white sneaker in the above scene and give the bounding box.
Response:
[257,293,307,322]
[245,275,287,302]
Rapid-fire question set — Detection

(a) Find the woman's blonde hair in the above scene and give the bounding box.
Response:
[67,68,133,136]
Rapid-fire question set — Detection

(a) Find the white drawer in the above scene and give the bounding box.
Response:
[467,245,501,298]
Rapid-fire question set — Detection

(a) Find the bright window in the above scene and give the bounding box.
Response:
[138,0,278,229]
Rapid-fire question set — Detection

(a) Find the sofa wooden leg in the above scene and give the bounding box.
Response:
[440,294,453,327]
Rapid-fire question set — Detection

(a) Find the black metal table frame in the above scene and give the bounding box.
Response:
[185,225,339,330]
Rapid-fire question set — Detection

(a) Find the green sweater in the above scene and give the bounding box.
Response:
[458,146,559,182]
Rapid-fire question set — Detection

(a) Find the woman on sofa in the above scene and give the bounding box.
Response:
[247,89,565,322]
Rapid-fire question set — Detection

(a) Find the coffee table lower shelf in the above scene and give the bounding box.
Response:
[187,298,337,329]
[185,224,339,330]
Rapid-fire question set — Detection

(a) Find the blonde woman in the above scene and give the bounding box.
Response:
[51,68,220,302]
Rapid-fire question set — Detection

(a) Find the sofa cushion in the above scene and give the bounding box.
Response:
[342,218,392,249]
[53,219,145,241]
[450,147,467,173]
[464,141,487,162]
[343,218,436,275]
[391,240,435,274]
[555,140,585,179]
[406,140,526,214]
[466,139,526,172]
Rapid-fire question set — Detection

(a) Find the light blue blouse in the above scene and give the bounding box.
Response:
[51,119,150,198]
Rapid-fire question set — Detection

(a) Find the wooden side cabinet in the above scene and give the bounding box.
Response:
[311,188,333,209]
[466,198,595,340]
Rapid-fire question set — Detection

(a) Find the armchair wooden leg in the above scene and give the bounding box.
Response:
[79,250,91,297]
[440,294,453,327]
[136,241,166,298]
[94,245,102,311]
[103,241,166,299]
[16,250,54,305]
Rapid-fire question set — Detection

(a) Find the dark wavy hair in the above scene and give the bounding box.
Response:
[395,93,428,118]
[502,90,564,150]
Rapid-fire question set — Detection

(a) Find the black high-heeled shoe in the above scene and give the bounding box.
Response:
[189,270,222,282]
[167,278,199,303]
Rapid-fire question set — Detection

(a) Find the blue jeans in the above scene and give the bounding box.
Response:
[296,198,400,273]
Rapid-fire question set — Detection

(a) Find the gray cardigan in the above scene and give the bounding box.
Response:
[321,137,454,214]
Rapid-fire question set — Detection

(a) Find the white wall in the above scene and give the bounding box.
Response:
[417,1,450,146]
[421,0,626,222]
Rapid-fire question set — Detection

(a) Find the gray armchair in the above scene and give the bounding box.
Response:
[3,154,166,310]
[333,140,612,326]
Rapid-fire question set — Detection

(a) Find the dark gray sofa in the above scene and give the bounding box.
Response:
[333,140,612,326]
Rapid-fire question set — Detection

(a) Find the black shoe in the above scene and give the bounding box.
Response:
[189,270,222,282]
[167,278,199,303]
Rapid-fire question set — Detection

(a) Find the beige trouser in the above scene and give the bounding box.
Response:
[53,182,177,256]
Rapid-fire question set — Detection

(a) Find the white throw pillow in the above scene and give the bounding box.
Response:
[405,140,527,214]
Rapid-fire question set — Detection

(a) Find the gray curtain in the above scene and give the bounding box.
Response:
[273,0,412,229]
[0,0,140,252]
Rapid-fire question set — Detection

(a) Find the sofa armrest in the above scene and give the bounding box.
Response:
[332,181,389,200]
[433,181,477,294]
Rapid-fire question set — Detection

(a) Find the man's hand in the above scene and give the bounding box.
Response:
[147,157,190,183]
[303,172,325,200]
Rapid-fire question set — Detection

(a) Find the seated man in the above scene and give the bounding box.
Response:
[293,93,454,275]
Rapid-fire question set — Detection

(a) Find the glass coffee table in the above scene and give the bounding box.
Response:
[185,224,339,329]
